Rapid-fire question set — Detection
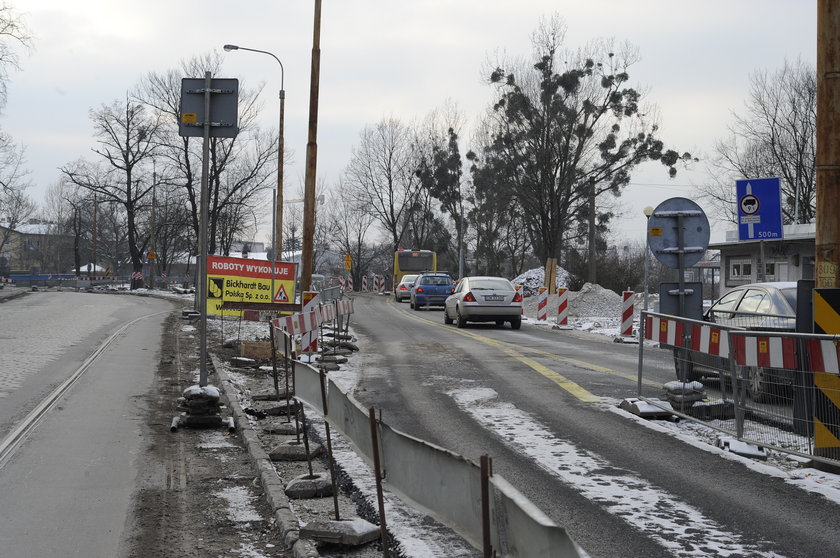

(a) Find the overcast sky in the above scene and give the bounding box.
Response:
[2,1,817,245]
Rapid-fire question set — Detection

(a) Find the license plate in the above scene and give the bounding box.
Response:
[484,295,504,301]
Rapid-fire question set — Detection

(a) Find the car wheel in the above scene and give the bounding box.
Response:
[414,301,422,311]
[747,367,772,403]
[510,316,521,330]
[409,299,415,309]
[456,307,467,328]
[444,309,453,325]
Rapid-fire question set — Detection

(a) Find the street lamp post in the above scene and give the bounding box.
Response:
[223,44,285,263]
[643,206,654,311]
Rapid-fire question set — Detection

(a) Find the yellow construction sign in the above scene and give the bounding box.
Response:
[206,255,297,317]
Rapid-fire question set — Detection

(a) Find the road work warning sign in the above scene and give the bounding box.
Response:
[206,255,297,317]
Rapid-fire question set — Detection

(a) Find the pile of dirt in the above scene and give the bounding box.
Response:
[567,283,623,317]
[512,266,570,297]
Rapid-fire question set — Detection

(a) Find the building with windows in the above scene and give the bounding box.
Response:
[709,223,815,289]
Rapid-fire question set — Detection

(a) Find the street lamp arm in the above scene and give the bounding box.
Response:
[223,44,284,89]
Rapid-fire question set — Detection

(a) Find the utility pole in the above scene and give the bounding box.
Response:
[817,1,840,289]
[300,0,322,293]
[150,171,157,290]
[588,177,596,284]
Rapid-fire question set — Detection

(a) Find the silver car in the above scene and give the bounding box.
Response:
[394,274,418,302]
[444,276,522,329]
[679,281,798,402]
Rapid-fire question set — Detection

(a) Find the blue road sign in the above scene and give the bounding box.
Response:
[736,177,784,241]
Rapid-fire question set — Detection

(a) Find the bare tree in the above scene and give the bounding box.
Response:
[60,96,163,287]
[344,117,424,251]
[705,58,816,225]
[0,2,30,111]
[327,180,379,285]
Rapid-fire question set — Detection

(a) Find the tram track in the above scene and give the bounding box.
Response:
[0,309,171,469]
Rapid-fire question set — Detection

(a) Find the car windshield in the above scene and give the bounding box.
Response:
[422,275,452,286]
[470,279,512,291]
[401,275,418,284]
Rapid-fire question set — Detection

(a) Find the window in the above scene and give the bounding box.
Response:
[729,257,752,280]
[737,290,767,313]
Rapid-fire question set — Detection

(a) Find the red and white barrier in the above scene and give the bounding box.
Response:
[338,277,346,290]
[688,324,730,358]
[537,287,548,321]
[336,298,354,316]
[732,335,798,370]
[556,288,570,327]
[644,315,685,346]
[301,292,320,354]
[621,291,635,337]
[379,275,386,294]
[347,275,354,292]
[362,275,369,292]
[804,339,840,373]
[515,285,524,317]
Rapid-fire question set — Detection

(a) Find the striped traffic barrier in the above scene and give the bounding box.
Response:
[621,291,635,337]
[301,292,320,354]
[732,335,798,369]
[362,275,368,292]
[555,288,572,329]
[379,275,386,294]
[537,287,548,321]
[688,323,730,358]
[347,275,354,292]
[643,315,684,347]
[515,285,524,317]
[338,276,346,290]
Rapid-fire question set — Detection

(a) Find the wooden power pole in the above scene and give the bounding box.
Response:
[817,1,840,289]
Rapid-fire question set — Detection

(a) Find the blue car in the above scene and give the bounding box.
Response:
[410,272,455,310]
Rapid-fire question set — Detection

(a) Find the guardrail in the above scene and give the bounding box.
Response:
[273,301,586,557]
[637,310,840,467]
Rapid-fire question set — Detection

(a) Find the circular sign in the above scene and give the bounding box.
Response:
[647,197,710,269]
[739,194,759,215]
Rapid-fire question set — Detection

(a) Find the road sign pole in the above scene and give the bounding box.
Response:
[199,71,211,387]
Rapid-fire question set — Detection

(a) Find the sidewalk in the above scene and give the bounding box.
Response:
[0,286,27,303]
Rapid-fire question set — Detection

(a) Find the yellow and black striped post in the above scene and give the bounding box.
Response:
[814,288,840,460]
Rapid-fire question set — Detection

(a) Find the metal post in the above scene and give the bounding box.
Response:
[368,407,390,558]
[817,0,840,291]
[588,177,596,284]
[643,207,653,311]
[198,71,211,387]
[301,0,322,293]
[150,173,157,290]
[480,455,493,558]
[319,370,340,520]
[637,311,646,397]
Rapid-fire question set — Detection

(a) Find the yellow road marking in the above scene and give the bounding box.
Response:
[394,304,649,402]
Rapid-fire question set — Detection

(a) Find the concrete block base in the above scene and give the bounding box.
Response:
[300,518,381,546]
[262,422,301,435]
[285,472,334,499]
[268,441,324,462]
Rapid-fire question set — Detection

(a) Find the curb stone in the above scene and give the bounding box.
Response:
[211,354,320,558]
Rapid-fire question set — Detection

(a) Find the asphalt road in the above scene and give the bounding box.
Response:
[0,291,174,557]
[347,293,840,558]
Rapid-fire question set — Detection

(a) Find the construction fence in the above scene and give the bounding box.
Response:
[272,299,587,558]
[637,310,840,467]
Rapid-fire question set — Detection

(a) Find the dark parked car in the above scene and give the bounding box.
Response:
[677,282,797,402]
